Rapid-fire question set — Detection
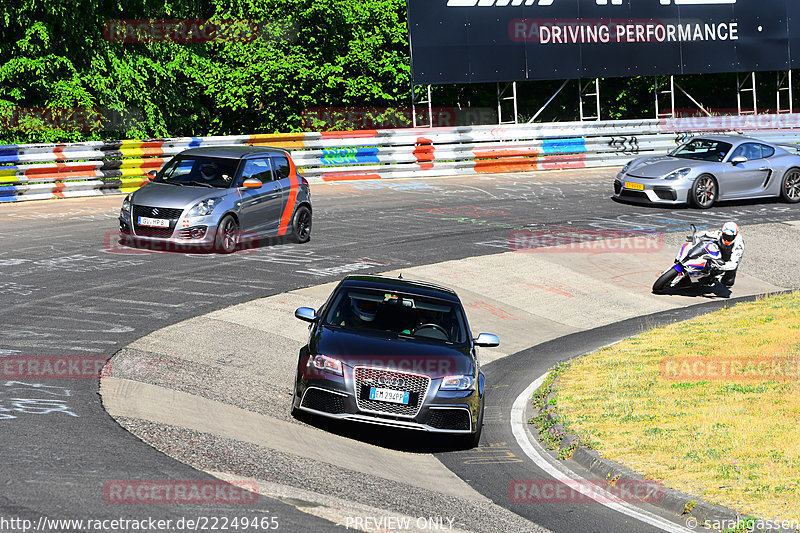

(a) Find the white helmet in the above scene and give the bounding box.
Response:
[721,222,739,246]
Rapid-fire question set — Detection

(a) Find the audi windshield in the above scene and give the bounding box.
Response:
[323,288,468,344]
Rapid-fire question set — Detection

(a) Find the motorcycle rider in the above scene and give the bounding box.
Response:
[696,222,744,287]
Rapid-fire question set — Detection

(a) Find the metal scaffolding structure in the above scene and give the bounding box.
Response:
[411,71,796,127]
[777,71,794,114]
[496,82,519,124]
[579,78,601,121]
[411,84,433,128]
[737,72,758,115]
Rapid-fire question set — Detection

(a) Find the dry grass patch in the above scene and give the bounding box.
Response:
[556,292,800,521]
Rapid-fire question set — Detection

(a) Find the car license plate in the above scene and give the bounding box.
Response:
[369,387,410,405]
[624,181,644,191]
[138,216,170,228]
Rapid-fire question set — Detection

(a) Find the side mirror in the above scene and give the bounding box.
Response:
[295,307,317,323]
[474,333,500,347]
[147,170,157,180]
[731,156,747,165]
[242,178,263,189]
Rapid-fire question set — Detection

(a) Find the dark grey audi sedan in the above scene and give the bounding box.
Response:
[291,275,499,447]
[119,146,312,252]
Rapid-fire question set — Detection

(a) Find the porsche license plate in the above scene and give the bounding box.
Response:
[369,387,410,405]
[624,181,644,191]
[138,216,170,228]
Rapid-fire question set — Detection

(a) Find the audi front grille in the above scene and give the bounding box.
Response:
[354,366,430,418]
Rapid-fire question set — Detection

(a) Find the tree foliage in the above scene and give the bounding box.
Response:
[0,0,410,143]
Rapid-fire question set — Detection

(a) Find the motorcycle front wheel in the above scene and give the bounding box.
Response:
[652,268,679,294]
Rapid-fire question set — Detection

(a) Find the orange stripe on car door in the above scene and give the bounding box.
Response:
[277,173,299,236]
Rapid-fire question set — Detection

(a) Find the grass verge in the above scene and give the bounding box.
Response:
[553,292,800,522]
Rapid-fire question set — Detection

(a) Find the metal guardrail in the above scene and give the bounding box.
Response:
[2,115,800,202]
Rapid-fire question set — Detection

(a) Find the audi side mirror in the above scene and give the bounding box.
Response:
[474,333,500,347]
[295,307,317,323]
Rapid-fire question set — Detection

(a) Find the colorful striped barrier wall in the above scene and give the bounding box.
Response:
[2,115,800,202]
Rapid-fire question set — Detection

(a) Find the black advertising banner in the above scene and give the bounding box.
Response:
[407,0,799,85]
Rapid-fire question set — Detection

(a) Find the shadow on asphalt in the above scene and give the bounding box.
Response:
[657,282,733,298]
[116,235,296,254]
[610,195,783,210]
[292,410,477,454]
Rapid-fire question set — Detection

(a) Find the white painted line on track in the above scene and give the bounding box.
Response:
[511,373,692,533]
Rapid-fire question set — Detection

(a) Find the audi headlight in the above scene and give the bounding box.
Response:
[664,168,691,181]
[307,354,343,376]
[121,194,132,212]
[187,197,223,217]
[440,375,475,391]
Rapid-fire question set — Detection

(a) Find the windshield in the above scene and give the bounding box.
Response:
[154,156,240,188]
[669,139,732,162]
[323,288,468,344]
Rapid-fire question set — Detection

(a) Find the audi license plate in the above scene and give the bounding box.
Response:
[369,387,410,405]
[138,216,170,228]
[624,181,644,191]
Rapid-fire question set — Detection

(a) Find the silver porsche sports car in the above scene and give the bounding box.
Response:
[614,135,800,208]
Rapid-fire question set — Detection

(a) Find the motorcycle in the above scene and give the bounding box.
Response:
[652,224,723,294]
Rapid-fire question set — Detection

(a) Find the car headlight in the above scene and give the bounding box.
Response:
[187,197,223,217]
[307,354,343,376]
[620,161,633,175]
[121,194,132,213]
[440,375,475,391]
[664,168,691,181]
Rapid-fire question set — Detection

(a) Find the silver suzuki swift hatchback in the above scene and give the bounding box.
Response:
[119,146,312,253]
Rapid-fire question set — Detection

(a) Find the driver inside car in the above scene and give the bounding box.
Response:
[340,296,381,329]
[401,307,449,340]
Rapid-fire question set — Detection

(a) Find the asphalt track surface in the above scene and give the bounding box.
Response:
[1,168,799,531]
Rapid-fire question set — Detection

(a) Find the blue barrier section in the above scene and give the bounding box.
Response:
[0,146,20,164]
[321,147,380,165]
[0,184,19,200]
[541,138,586,154]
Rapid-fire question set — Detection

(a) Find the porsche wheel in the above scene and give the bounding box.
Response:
[780,168,800,203]
[690,174,717,209]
